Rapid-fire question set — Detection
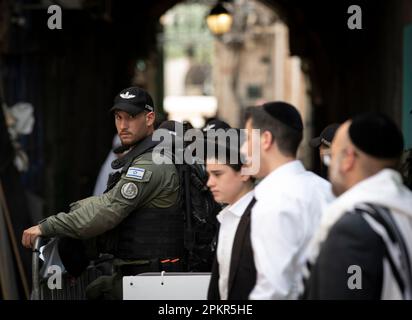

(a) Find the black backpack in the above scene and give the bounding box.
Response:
[171,122,221,272]
[145,121,222,272]
[177,161,220,272]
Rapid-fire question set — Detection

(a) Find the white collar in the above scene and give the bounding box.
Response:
[255,160,305,200]
[217,190,254,222]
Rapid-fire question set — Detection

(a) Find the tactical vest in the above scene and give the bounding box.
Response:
[98,135,184,262]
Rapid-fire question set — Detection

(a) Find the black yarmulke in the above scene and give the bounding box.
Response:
[262,101,303,132]
[349,112,404,158]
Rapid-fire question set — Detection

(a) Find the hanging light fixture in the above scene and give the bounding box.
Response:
[206,1,233,36]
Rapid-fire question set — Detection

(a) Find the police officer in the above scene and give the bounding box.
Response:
[22,87,183,299]
[309,123,339,179]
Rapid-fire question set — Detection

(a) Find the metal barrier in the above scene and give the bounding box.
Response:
[31,237,42,300]
[36,265,104,300]
[31,237,111,300]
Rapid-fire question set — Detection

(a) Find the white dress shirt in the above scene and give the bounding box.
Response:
[249,160,333,300]
[217,190,255,300]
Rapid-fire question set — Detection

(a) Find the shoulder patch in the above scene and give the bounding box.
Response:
[121,182,138,199]
[126,167,145,180]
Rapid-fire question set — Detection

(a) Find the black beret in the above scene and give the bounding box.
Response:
[262,101,303,132]
[349,112,404,159]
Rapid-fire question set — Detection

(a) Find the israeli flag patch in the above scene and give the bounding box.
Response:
[126,167,145,180]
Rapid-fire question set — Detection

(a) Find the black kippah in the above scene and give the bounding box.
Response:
[262,101,303,132]
[349,112,404,158]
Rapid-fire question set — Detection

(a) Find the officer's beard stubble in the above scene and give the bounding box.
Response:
[116,130,149,154]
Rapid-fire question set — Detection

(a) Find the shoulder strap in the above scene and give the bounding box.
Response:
[110,134,161,173]
[356,203,412,300]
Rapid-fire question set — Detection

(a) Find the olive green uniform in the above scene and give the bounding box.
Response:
[39,152,180,299]
[40,152,179,238]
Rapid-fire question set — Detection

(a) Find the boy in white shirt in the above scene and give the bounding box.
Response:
[205,129,256,300]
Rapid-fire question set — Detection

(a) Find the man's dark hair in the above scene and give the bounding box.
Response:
[207,144,243,172]
[244,106,303,157]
